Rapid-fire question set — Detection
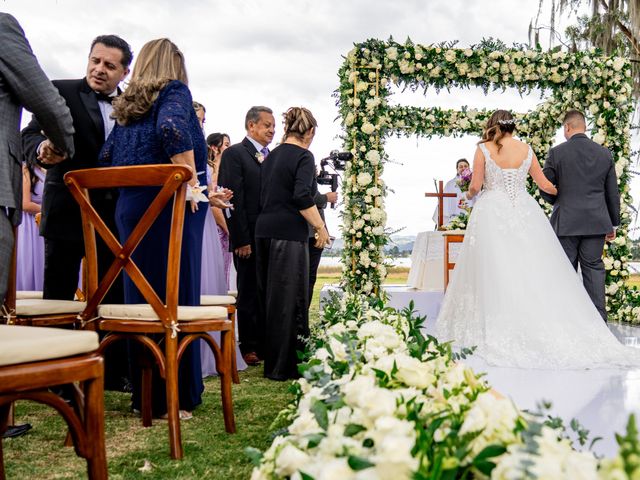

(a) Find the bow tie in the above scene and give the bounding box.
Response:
[95,92,114,104]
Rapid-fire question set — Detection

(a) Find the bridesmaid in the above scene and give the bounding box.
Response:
[206,132,232,286]
[199,129,247,376]
[16,160,45,291]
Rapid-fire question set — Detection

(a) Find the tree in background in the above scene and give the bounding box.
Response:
[530,0,640,98]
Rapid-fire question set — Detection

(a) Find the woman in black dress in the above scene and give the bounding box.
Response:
[255,107,330,380]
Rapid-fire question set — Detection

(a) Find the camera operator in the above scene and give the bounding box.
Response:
[307,183,338,307]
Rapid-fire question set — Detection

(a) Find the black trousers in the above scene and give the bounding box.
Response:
[308,239,323,307]
[558,235,607,321]
[256,238,309,380]
[233,243,263,355]
[43,235,128,390]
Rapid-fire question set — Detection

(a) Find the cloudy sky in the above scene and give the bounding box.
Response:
[4,0,621,237]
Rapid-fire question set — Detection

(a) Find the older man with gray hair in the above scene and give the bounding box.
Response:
[218,106,275,366]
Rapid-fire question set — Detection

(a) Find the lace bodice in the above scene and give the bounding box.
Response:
[479,143,532,203]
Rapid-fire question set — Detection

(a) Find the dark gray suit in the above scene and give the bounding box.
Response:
[0,13,74,303]
[541,133,620,321]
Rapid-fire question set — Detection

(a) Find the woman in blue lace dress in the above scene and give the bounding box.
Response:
[100,38,227,418]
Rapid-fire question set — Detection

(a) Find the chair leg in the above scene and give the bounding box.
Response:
[230,310,240,384]
[0,403,8,480]
[220,330,236,434]
[140,364,153,428]
[164,336,182,460]
[84,370,107,479]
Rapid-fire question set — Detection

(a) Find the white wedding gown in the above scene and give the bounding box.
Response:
[435,143,640,369]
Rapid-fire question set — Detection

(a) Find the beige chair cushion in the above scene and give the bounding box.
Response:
[98,304,228,321]
[200,295,236,306]
[227,290,238,298]
[0,325,99,367]
[16,290,43,300]
[16,299,87,316]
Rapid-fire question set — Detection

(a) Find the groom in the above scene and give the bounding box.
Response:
[540,109,620,321]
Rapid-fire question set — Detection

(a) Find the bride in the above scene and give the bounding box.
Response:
[435,109,640,369]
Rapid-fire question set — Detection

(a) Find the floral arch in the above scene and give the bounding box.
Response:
[336,38,637,322]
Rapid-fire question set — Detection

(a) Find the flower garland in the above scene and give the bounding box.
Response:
[336,38,637,322]
[250,295,640,479]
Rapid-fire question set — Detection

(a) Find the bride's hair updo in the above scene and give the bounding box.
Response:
[282,107,317,142]
[479,109,516,153]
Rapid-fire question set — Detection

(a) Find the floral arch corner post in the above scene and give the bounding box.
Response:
[336,38,638,322]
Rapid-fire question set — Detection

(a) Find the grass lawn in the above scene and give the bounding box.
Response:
[3,267,408,479]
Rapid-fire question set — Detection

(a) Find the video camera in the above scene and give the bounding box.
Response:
[317,150,352,196]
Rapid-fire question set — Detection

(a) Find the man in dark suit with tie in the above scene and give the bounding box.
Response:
[218,106,275,365]
[540,109,620,321]
[22,35,132,302]
[22,35,132,391]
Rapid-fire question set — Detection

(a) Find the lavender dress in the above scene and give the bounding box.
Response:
[16,166,45,291]
[200,165,247,376]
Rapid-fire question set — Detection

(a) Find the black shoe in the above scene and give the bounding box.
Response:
[2,423,32,439]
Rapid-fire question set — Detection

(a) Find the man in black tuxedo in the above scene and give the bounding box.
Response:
[218,106,275,365]
[22,34,131,302]
[540,109,620,321]
[22,35,132,390]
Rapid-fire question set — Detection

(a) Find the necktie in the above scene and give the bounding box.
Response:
[260,147,269,160]
[95,92,114,104]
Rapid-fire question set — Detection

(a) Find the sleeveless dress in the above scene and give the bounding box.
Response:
[16,166,45,291]
[435,142,640,369]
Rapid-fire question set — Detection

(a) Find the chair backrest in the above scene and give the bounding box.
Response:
[64,165,192,332]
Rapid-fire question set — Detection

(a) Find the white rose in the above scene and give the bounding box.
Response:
[394,354,436,388]
[288,410,321,436]
[274,443,310,477]
[361,123,375,135]
[592,132,605,144]
[365,150,381,165]
[612,57,625,71]
[385,47,398,61]
[357,172,373,186]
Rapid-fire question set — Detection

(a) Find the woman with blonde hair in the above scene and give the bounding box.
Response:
[101,38,230,418]
[435,109,640,369]
[255,107,329,380]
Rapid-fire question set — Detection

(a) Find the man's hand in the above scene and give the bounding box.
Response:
[605,230,616,242]
[37,139,67,165]
[234,244,252,259]
[326,191,338,204]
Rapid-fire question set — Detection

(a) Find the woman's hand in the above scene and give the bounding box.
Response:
[313,225,330,249]
[209,188,233,209]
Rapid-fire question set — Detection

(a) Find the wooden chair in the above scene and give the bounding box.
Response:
[1,228,86,328]
[65,164,236,460]
[0,325,106,479]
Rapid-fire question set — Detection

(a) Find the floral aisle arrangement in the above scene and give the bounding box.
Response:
[336,38,637,322]
[249,295,640,479]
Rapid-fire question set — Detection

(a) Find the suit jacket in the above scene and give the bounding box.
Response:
[0,13,74,226]
[22,77,112,241]
[541,133,620,236]
[218,137,264,250]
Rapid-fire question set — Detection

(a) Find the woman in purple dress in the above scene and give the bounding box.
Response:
[16,161,45,291]
[198,130,247,376]
[207,133,233,287]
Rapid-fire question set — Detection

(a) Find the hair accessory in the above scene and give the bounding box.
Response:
[498,118,516,126]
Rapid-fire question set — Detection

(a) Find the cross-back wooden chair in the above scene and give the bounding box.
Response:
[1,228,86,328]
[0,324,106,479]
[65,164,235,460]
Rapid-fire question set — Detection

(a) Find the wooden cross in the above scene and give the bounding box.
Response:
[426,180,457,228]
